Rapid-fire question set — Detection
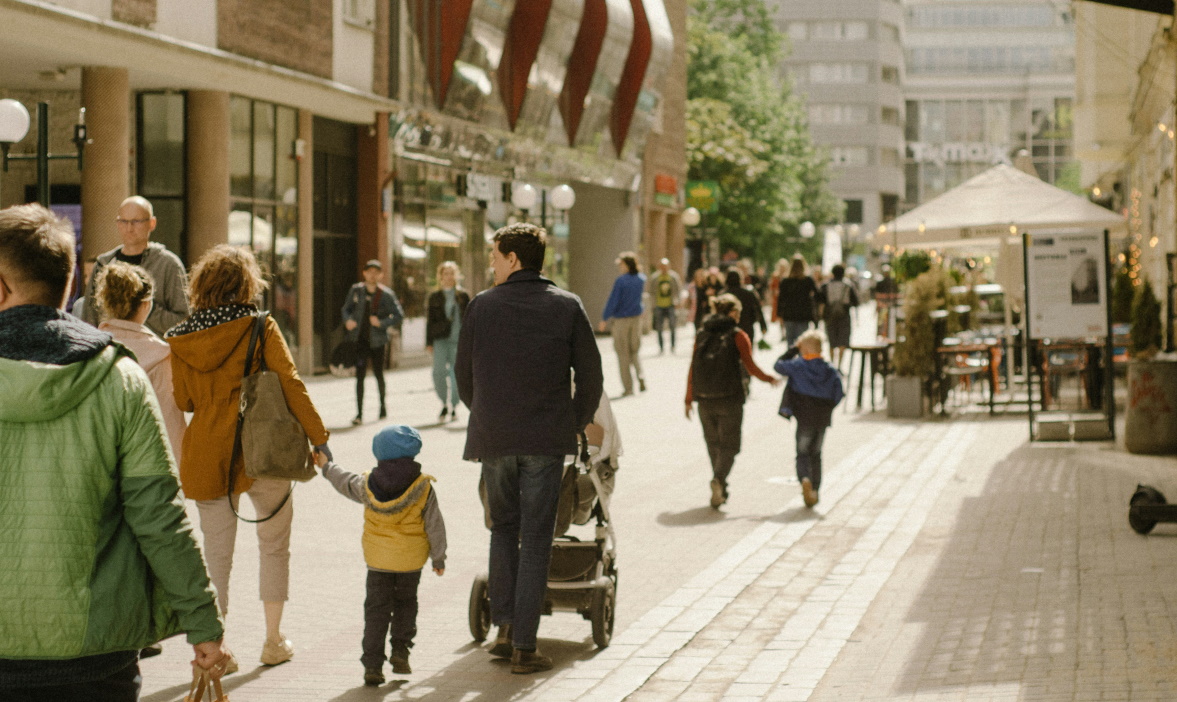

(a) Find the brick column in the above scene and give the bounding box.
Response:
[80,67,129,260]
[356,114,389,272]
[186,90,230,263]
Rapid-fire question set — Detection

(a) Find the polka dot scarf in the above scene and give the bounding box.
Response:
[165,303,257,338]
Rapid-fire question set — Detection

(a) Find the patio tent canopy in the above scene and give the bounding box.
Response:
[885,164,1126,250]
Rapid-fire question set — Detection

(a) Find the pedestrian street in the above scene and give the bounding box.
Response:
[135,319,1177,701]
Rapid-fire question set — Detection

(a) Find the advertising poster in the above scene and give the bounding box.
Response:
[1026,230,1108,339]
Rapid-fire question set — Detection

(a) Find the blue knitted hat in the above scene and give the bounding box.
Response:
[372,424,422,460]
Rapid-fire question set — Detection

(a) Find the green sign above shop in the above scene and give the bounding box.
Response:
[686,180,720,213]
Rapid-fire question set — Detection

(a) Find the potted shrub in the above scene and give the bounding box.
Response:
[888,267,947,418]
[1124,278,1177,454]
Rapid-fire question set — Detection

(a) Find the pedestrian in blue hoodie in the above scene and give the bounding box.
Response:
[314,425,447,685]
[774,330,844,507]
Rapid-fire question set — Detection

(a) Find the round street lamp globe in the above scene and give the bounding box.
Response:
[511,183,537,210]
[682,207,701,227]
[0,99,31,144]
[799,221,815,239]
[550,183,576,211]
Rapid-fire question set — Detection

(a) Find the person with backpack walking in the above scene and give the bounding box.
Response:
[685,293,779,509]
[819,264,859,371]
[775,330,844,507]
[776,255,818,348]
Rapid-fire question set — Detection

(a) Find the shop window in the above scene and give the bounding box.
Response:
[137,92,186,262]
[844,199,864,224]
[229,96,300,346]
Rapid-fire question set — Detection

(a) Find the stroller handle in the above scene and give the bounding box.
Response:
[578,431,590,465]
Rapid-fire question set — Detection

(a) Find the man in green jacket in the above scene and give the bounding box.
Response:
[0,204,228,700]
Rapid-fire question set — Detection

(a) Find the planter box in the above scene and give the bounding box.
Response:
[1126,360,1177,455]
[887,375,925,418]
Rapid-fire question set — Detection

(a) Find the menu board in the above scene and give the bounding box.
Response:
[1025,230,1108,340]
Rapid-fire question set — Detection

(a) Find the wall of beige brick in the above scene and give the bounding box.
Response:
[218,0,333,80]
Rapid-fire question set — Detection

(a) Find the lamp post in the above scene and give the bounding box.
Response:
[0,100,89,207]
[511,182,537,222]
[682,206,703,277]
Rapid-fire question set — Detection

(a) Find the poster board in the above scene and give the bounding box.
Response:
[1025,229,1109,340]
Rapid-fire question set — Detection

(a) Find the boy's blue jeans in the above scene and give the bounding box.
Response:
[481,454,563,651]
[795,421,827,490]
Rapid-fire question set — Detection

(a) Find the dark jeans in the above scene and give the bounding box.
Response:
[361,569,421,668]
[3,660,141,702]
[652,306,676,351]
[481,454,563,651]
[355,344,386,415]
[795,421,827,490]
[697,397,744,489]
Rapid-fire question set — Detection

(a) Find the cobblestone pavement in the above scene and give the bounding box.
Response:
[136,312,1176,701]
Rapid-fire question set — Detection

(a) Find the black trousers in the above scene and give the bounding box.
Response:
[354,345,387,415]
[361,569,421,668]
[697,397,744,489]
[3,660,141,702]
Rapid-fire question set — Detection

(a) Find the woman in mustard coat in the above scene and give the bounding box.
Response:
[167,244,330,669]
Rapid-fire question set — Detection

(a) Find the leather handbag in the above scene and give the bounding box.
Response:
[184,666,229,702]
[228,312,315,523]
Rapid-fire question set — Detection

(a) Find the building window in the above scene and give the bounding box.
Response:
[809,104,870,125]
[882,106,901,127]
[881,23,900,42]
[810,63,869,84]
[907,4,1058,28]
[786,22,807,41]
[880,147,901,167]
[137,92,186,262]
[881,66,900,84]
[810,21,869,40]
[229,96,300,346]
[830,147,870,166]
[342,0,375,28]
[844,199,864,224]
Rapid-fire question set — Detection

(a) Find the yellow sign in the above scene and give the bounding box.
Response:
[686,180,720,213]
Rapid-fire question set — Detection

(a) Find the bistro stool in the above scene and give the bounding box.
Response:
[847,342,891,411]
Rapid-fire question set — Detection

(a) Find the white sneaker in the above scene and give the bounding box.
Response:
[261,635,293,665]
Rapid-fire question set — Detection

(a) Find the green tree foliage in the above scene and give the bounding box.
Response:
[893,267,950,377]
[687,0,841,266]
[893,250,932,284]
[1130,278,1162,358]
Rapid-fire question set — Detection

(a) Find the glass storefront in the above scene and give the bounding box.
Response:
[137,92,186,262]
[229,96,300,346]
[904,96,1076,204]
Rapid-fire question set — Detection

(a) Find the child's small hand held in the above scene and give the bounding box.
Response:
[433,567,444,576]
[312,450,328,468]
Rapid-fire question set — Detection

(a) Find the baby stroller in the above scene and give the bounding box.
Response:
[469,431,619,648]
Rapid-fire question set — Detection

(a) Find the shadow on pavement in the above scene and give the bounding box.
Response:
[656,506,727,526]
[892,441,1177,698]
[141,664,270,702]
[767,506,822,524]
[324,637,598,701]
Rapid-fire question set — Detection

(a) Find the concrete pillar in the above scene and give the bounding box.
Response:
[186,90,230,263]
[356,114,389,273]
[80,67,129,260]
[296,109,314,373]
[666,212,685,275]
[568,183,639,323]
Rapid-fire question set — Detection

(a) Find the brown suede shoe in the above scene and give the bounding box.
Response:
[488,625,513,658]
[510,648,553,674]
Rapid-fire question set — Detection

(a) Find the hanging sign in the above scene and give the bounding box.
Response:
[686,180,720,213]
[1025,230,1109,339]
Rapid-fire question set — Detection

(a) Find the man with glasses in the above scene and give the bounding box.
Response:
[82,196,189,336]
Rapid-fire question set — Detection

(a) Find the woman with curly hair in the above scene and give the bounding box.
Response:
[166,245,330,669]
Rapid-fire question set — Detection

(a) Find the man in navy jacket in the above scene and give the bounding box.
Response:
[456,222,603,674]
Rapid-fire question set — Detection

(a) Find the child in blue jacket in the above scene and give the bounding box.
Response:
[775,330,844,507]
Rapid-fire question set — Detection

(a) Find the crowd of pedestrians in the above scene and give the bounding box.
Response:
[0,196,872,699]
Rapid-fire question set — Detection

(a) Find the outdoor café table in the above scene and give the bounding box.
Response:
[848,342,891,411]
[935,340,999,415]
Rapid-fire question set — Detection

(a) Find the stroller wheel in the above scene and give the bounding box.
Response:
[469,574,491,642]
[1129,485,1166,535]
[591,580,616,648]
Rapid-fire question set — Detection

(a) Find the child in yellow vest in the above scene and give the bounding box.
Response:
[313,424,447,685]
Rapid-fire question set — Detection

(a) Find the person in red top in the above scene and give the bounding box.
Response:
[685,293,779,509]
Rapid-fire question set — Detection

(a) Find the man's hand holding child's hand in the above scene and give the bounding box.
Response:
[313,450,329,468]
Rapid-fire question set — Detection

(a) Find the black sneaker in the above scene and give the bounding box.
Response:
[439,406,448,421]
[488,625,513,658]
[139,643,163,658]
[351,415,362,426]
[363,667,385,686]
[390,643,411,675]
[639,378,647,392]
[510,648,553,674]
[379,406,387,419]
